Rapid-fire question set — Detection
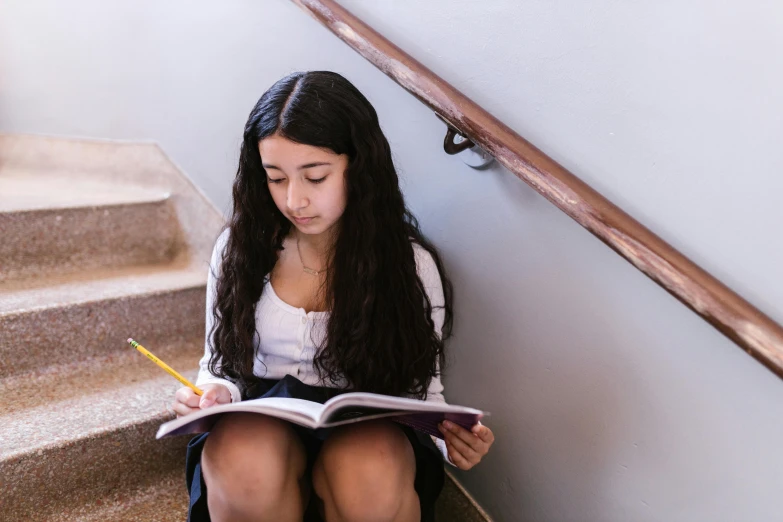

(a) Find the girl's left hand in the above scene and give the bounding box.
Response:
[438,420,495,470]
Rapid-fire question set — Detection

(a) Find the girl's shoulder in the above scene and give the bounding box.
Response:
[216,227,231,250]
[209,228,232,269]
[411,241,441,288]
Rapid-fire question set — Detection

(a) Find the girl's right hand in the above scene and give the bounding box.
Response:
[173,383,232,417]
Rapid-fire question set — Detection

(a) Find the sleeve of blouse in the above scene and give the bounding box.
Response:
[413,243,457,466]
[195,229,243,403]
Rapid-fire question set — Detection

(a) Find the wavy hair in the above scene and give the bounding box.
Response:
[208,71,453,399]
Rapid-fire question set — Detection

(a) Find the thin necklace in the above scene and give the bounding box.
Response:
[296,235,326,276]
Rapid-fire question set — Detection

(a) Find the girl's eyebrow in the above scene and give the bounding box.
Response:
[262,161,332,170]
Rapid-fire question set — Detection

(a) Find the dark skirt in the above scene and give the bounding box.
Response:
[185,375,445,521]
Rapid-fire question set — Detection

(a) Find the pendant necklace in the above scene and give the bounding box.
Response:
[296,235,326,276]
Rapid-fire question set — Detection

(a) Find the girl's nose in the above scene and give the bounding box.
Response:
[286,181,309,212]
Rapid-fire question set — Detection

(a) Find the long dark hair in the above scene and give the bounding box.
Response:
[208,71,453,399]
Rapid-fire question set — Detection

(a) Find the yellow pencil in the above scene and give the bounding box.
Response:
[127,338,203,396]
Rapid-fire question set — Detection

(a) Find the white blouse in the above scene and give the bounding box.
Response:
[195,230,452,461]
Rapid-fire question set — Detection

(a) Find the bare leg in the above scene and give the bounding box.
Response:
[201,413,308,522]
[312,420,420,522]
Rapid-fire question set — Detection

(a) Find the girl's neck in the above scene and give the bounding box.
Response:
[294,227,337,259]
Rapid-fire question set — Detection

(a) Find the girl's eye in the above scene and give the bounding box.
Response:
[267,178,285,184]
[308,177,327,184]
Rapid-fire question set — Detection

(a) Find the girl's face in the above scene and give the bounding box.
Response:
[259,135,349,238]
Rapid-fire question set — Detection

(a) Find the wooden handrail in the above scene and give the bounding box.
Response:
[292,0,783,378]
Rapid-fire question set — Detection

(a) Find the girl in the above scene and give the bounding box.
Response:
[173,71,495,522]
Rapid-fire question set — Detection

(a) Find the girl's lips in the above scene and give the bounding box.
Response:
[293,216,314,224]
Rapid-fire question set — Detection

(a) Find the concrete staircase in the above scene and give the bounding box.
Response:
[0,134,490,521]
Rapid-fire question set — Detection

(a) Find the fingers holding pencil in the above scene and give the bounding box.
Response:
[127,338,231,418]
[197,384,231,408]
[173,384,231,418]
[173,387,202,417]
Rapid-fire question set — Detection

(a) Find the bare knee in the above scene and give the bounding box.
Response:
[313,421,417,521]
[202,413,306,519]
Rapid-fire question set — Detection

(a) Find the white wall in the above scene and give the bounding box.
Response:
[2,1,782,520]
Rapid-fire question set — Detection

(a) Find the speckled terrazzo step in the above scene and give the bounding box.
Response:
[0,170,174,213]
[0,192,188,284]
[0,367,197,522]
[0,264,207,379]
[1,335,203,416]
[437,472,493,521]
[33,466,189,522]
[0,134,226,274]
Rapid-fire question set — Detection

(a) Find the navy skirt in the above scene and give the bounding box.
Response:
[185,375,445,521]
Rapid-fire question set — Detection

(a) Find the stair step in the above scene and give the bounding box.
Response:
[0,170,172,212]
[0,180,188,284]
[31,467,188,522]
[1,335,203,419]
[0,359,197,462]
[437,472,493,521]
[0,357,198,521]
[0,265,207,378]
[0,134,225,284]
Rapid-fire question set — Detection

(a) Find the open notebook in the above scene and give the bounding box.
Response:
[157,392,486,440]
